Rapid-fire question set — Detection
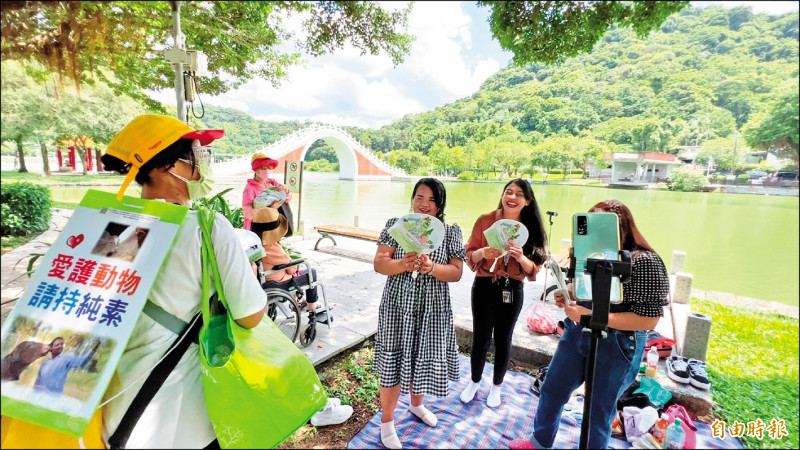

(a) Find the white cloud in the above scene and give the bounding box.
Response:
[691,1,799,15]
[144,2,505,129]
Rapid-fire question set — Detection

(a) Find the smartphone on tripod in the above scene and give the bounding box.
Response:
[571,213,622,303]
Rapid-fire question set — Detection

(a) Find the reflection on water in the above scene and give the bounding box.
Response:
[45,173,799,305]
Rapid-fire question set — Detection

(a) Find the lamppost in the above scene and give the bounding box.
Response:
[166,1,187,123]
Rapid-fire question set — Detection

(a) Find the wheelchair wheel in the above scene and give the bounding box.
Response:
[263,290,300,343]
[298,324,317,348]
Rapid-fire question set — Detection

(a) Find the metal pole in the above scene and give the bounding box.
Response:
[730,133,738,175]
[170,1,186,122]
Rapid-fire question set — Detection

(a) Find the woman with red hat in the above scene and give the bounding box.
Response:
[242,153,292,230]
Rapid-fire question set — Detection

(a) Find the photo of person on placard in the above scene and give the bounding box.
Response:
[1,317,114,403]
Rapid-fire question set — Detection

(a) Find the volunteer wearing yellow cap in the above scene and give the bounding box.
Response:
[242,153,292,230]
[100,115,268,449]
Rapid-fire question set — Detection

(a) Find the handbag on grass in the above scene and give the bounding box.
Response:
[197,209,327,449]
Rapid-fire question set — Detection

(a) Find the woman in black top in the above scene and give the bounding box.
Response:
[511,199,670,450]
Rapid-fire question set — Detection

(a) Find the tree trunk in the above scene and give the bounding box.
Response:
[77,146,88,175]
[16,139,28,173]
[40,141,51,176]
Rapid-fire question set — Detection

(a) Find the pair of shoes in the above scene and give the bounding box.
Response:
[310,398,353,426]
[667,356,711,390]
[508,437,537,449]
[686,359,711,390]
[666,355,690,384]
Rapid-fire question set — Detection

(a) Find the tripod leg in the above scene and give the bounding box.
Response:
[579,332,601,449]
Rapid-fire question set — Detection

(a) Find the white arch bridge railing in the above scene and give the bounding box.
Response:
[212,123,406,177]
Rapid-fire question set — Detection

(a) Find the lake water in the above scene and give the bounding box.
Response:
[47,172,799,306]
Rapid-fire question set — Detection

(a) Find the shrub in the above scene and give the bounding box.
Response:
[457,172,477,180]
[737,173,750,184]
[548,169,584,175]
[669,167,710,192]
[304,159,339,172]
[1,182,53,236]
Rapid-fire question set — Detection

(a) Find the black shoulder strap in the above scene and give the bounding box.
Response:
[107,311,202,449]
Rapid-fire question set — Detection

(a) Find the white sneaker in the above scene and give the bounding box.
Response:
[310,398,354,426]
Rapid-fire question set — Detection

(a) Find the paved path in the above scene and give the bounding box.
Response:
[5,210,794,420]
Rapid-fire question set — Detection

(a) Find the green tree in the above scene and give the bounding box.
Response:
[742,83,799,166]
[387,149,428,175]
[695,137,744,173]
[530,139,565,174]
[1,1,413,110]
[480,1,688,64]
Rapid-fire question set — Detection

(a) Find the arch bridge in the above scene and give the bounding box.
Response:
[212,124,406,180]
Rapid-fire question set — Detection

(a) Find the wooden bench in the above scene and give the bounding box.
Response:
[313,224,381,250]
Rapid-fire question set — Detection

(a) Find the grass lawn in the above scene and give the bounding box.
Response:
[1,170,123,185]
[692,298,799,450]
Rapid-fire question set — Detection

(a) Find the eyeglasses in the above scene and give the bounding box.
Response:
[191,143,214,165]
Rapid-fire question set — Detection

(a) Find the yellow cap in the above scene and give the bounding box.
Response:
[251,152,268,164]
[105,115,223,201]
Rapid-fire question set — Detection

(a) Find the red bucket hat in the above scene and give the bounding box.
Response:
[251,153,279,171]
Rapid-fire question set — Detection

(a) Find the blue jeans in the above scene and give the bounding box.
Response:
[530,318,646,449]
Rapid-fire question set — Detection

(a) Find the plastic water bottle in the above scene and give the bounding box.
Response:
[651,413,669,448]
[645,345,659,378]
[666,418,685,449]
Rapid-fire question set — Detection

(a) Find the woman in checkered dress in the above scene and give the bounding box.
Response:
[373,178,466,450]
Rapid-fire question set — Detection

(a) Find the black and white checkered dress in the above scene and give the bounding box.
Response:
[374,217,467,397]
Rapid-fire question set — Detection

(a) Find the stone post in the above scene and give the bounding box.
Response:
[671,250,686,275]
[673,272,693,304]
[683,312,712,361]
[354,216,360,228]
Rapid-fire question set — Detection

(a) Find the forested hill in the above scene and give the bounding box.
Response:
[345,6,798,154]
[198,6,798,168]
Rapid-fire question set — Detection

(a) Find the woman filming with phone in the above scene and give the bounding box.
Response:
[510,199,670,450]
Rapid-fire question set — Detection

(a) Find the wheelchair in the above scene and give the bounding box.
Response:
[256,258,332,347]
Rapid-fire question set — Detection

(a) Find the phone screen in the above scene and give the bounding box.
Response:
[571,213,622,303]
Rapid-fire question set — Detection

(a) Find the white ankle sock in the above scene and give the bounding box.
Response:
[409,404,438,427]
[487,383,502,408]
[460,380,482,403]
[380,421,402,449]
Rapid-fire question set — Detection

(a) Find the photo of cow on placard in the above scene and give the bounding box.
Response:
[91,222,150,262]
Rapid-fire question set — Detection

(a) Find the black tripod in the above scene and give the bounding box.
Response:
[539,211,558,301]
[568,251,632,449]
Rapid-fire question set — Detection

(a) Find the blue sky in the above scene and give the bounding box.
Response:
[148,1,798,130]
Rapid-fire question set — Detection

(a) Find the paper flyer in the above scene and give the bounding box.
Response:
[252,187,287,209]
[483,219,528,252]
[545,257,571,304]
[388,213,445,255]
[0,190,187,436]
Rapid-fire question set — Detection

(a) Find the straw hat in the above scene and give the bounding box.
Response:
[104,115,223,200]
[250,207,288,246]
[251,153,279,171]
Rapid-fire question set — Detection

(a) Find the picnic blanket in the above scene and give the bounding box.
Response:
[347,355,743,449]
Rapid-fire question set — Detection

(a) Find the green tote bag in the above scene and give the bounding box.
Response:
[196,209,327,449]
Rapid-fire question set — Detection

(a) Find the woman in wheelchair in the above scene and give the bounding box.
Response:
[250,208,324,320]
